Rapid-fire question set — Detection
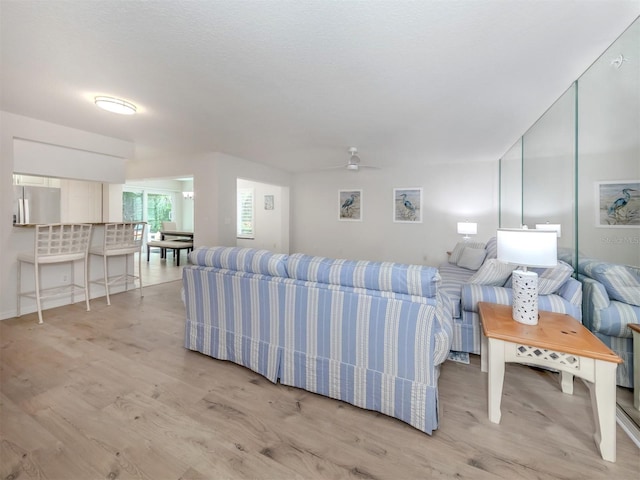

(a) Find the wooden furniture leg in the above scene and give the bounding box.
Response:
[587,360,618,463]
[487,337,505,424]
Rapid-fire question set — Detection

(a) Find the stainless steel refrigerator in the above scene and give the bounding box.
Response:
[13,185,61,224]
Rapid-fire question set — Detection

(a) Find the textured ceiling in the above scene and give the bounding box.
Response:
[1,1,639,172]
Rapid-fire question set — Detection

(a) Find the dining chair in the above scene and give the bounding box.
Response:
[161,221,192,242]
[89,222,145,305]
[17,223,92,324]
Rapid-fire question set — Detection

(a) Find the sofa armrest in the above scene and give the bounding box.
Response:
[579,276,611,332]
[580,276,611,310]
[556,277,582,307]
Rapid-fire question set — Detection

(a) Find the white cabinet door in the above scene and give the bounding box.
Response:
[60,179,103,223]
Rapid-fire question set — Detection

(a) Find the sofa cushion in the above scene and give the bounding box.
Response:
[457,247,487,271]
[288,253,439,297]
[468,259,516,286]
[438,262,476,318]
[449,241,486,265]
[188,246,289,277]
[591,263,640,307]
[532,261,574,295]
[485,236,498,259]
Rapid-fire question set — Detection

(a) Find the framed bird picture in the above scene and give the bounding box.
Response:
[393,187,422,223]
[338,189,362,221]
[595,180,640,227]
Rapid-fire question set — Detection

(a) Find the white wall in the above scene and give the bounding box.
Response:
[1,111,498,318]
[125,151,292,250]
[237,178,288,253]
[291,160,499,266]
[181,179,194,231]
[0,112,134,320]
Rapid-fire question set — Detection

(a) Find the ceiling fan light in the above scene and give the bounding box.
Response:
[94,96,137,115]
[347,164,359,171]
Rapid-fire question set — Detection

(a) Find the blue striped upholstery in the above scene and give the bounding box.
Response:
[438,262,475,318]
[579,258,640,388]
[485,236,498,259]
[439,253,583,354]
[287,253,440,297]
[452,282,583,354]
[183,248,453,434]
[188,246,288,277]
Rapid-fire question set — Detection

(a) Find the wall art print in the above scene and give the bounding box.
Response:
[264,194,274,210]
[393,187,422,223]
[596,180,640,227]
[339,189,362,221]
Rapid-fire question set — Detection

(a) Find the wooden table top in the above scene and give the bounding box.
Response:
[478,302,622,364]
[629,323,640,335]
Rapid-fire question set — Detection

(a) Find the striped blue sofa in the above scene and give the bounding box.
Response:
[182,247,454,435]
[578,257,640,388]
[440,237,582,354]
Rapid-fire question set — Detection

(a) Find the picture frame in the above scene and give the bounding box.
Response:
[264,194,274,210]
[338,189,362,221]
[595,180,640,228]
[393,187,422,223]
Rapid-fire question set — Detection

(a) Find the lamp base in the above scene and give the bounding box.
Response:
[512,269,539,325]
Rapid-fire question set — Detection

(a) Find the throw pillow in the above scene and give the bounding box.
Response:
[592,264,640,307]
[457,247,487,271]
[468,259,516,286]
[534,261,574,295]
[449,241,485,265]
[485,236,498,259]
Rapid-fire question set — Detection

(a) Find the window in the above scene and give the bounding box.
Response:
[237,188,255,239]
[123,191,143,221]
[147,193,173,234]
[122,188,175,239]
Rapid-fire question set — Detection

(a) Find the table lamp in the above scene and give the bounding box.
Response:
[535,223,562,238]
[496,228,558,325]
[457,222,477,240]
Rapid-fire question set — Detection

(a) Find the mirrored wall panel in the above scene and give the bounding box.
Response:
[499,138,522,228]
[522,85,576,260]
[499,16,639,438]
[577,18,640,266]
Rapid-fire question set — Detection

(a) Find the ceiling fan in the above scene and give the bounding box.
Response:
[327,147,379,172]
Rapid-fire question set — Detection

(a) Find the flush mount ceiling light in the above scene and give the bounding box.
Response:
[94,96,137,115]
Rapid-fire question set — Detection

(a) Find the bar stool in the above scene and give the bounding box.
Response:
[89,222,146,305]
[17,223,93,324]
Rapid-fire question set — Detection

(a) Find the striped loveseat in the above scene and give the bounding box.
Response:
[439,237,583,354]
[578,257,640,387]
[182,246,453,434]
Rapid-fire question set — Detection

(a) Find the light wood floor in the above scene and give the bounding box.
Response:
[140,249,185,286]
[1,281,638,480]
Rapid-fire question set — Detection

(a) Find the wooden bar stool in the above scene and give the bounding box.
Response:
[17,223,93,324]
[89,222,145,305]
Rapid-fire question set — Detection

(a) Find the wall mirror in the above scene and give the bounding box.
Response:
[578,17,639,435]
[500,17,640,442]
[499,138,522,228]
[522,84,576,265]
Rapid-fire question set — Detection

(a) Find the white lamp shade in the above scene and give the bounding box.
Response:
[535,223,562,238]
[457,222,477,235]
[497,228,557,268]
